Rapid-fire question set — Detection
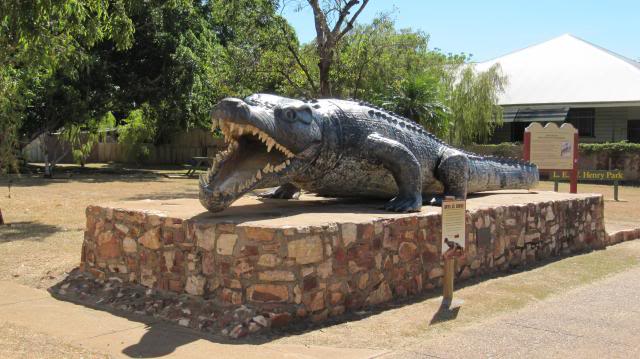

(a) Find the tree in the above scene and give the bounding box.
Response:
[0,0,134,173]
[209,0,302,98]
[382,73,450,138]
[289,0,370,97]
[444,64,507,145]
[118,105,156,164]
[60,113,116,168]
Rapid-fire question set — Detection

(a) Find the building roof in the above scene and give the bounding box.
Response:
[475,34,640,107]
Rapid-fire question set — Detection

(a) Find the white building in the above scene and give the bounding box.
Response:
[475,34,640,143]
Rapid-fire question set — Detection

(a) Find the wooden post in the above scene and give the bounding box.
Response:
[0,209,4,226]
[443,257,455,304]
[523,130,531,162]
[614,181,619,201]
[553,179,559,192]
[570,132,579,194]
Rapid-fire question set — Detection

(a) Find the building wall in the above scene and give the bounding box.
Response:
[585,107,629,143]
[489,123,513,144]
[490,106,640,144]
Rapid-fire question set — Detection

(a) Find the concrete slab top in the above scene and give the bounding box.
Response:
[98,190,601,228]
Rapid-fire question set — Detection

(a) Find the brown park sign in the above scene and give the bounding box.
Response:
[525,122,577,170]
[550,170,624,181]
[524,122,579,193]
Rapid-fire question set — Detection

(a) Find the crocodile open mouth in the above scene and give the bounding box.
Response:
[199,118,296,211]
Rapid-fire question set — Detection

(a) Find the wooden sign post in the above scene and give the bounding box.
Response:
[524,122,579,193]
[441,196,466,306]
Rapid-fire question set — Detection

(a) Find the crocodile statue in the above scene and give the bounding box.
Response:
[200,94,539,213]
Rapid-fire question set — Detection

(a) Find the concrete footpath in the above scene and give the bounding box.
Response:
[383,265,640,359]
[0,282,387,359]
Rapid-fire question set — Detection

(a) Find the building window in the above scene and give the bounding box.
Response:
[566,108,595,137]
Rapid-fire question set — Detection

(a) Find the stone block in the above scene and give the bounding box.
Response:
[139,228,161,250]
[97,232,120,259]
[185,275,206,295]
[317,261,333,279]
[303,291,325,311]
[259,270,295,282]
[196,227,215,250]
[257,254,280,267]
[248,284,289,303]
[366,281,392,305]
[217,233,238,255]
[245,227,275,241]
[428,267,443,279]
[398,241,418,261]
[287,236,323,264]
[341,223,357,247]
[122,237,137,253]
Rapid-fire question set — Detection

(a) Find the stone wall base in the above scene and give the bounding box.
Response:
[72,191,608,337]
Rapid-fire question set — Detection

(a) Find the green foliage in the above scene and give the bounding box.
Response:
[381,73,450,137]
[580,141,640,154]
[1,2,508,171]
[444,64,507,145]
[59,112,116,166]
[0,0,134,173]
[118,105,157,164]
[464,142,523,158]
[334,16,444,99]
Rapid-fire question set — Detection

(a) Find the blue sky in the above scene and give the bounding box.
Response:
[281,0,640,62]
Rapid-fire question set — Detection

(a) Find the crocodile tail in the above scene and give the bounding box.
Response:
[467,155,539,193]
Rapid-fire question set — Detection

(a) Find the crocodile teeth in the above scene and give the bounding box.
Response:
[256,170,262,180]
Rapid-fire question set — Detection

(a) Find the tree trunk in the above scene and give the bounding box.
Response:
[43,152,53,178]
[318,58,332,97]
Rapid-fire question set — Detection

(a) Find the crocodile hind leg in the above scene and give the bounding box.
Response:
[436,150,469,200]
[257,183,300,199]
[364,133,422,212]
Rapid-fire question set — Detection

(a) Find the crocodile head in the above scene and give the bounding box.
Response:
[199,94,324,212]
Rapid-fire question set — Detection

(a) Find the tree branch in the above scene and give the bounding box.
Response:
[307,0,330,45]
[337,0,369,41]
[278,21,318,94]
[332,0,360,35]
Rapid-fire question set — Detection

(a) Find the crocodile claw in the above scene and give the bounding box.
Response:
[384,193,422,213]
[258,184,300,200]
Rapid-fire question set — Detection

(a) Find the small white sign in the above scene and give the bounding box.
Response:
[442,198,466,255]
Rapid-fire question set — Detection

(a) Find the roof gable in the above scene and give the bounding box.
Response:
[475,34,640,106]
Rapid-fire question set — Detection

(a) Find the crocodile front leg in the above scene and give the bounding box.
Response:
[364,133,422,212]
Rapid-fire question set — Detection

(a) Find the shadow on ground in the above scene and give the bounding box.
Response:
[48,248,604,358]
[0,221,63,243]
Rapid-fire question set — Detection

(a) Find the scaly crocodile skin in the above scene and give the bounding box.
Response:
[199,94,538,212]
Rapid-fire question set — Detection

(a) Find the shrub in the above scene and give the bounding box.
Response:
[579,141,640,154]
[118,104,157,164]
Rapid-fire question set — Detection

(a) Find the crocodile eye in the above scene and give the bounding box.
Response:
[285,109,297,122]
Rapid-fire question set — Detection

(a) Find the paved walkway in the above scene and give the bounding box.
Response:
[0,282,387,359]
[382,265,640,359]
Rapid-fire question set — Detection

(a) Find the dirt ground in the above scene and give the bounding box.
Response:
[1,168,640,357]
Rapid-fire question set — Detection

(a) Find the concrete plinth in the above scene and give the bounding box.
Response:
[79,190,606,333]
